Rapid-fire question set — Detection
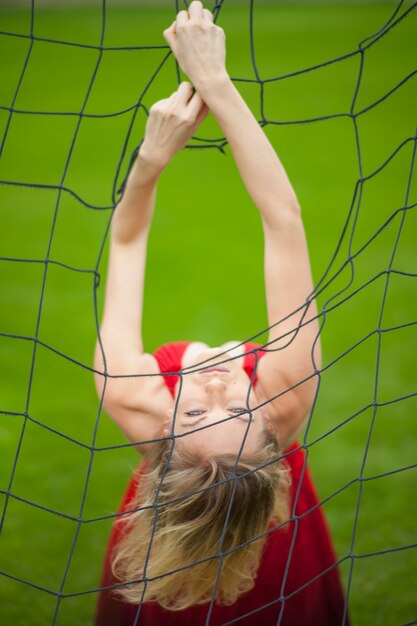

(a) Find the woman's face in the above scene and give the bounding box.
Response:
[163,348,269,457]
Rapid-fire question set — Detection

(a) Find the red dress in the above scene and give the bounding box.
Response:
[95,342,348,626]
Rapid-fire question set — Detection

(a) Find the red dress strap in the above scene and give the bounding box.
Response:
[152,341,192,398]
[243,341,267,387]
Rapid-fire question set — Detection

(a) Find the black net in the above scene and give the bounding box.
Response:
[0,1,416,625]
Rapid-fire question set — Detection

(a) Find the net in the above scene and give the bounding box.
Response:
[0,1,416,624]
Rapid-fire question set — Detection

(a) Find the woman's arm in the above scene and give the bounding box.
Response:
[199,78,321,447]
[94,83,208,449]
[94,153,171,449]
[164,2,321,447]
[98,154,160,358]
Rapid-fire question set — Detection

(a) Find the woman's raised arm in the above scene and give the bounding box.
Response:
[164,1,321,447]
[94,83,208,447]
[93,149,167,446]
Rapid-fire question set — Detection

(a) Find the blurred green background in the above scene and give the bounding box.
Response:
[0,1,416,624]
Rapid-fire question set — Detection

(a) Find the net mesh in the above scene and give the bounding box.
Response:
[0,1,416,624]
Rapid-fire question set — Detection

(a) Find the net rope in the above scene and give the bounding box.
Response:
[0,0,416,624]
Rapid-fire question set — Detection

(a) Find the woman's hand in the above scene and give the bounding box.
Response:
[163,1,228,91]
[138,81,209,171]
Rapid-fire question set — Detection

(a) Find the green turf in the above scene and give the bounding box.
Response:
[0,2,416,625]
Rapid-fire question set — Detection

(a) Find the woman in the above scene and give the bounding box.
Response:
[94,2,347,625]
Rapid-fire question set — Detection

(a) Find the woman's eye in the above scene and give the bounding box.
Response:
[185,410,205,417]
[231,408,247,414]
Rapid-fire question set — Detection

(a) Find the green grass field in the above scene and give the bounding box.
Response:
[0,2,416,624]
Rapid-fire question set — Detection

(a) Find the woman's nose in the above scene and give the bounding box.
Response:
[205,378,227,394]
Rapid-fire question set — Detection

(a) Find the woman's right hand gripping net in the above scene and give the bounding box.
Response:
[163,1,228,90]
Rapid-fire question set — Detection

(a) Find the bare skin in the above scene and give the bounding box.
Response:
[94,1,321,457]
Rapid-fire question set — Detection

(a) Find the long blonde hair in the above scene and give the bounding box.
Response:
[111,431,290,610]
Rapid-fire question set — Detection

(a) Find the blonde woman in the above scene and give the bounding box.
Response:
[94,2,347,625]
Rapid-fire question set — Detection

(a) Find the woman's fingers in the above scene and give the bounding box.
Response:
[163,1,225,89]
[174,81,194,105]
[172,81,193,111]
[163,20,177,49]
[173,82,203,114]
[186,2,214,22]
[174,80,193,96]
[163,3,216,53]
[187,90,209,125]
[188,0,204,20]
[170,82,208,126]
[176,9,189,27]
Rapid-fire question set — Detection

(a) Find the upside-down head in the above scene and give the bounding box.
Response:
[111,430,290,610]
